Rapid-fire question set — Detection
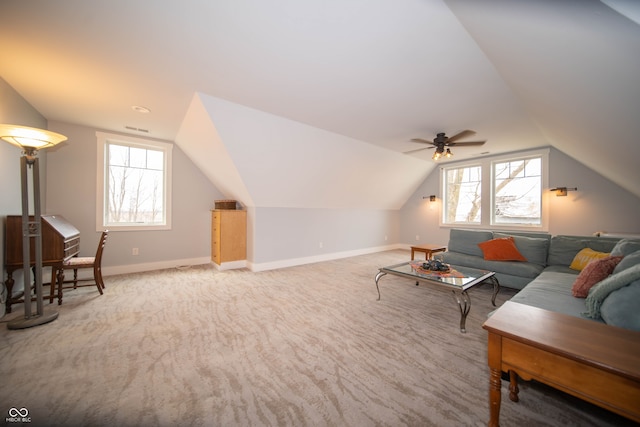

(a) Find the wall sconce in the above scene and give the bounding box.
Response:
[0,124,67,329]
[422,195,437,202]
[550,187,577,197]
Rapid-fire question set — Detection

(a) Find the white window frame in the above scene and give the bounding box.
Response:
[96,131,173,231]
[440,148,549,231]
[441,162,483,225]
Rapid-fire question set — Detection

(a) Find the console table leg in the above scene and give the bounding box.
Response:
[487,332,503,427]
[452,290,471,333]
[489,367,502,427]
[509,370,520,402]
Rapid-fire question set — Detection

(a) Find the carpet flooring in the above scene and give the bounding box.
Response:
[0,250,636,426]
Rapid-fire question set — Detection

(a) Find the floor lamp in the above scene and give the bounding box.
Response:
[0,124,67,329]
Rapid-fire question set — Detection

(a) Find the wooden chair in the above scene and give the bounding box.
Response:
[50,230,108,305]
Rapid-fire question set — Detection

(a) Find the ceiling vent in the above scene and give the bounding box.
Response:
[124,126,149,133]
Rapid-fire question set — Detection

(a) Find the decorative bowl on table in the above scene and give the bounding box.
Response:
[422,259,451,272]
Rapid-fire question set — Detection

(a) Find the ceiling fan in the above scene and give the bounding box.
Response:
[405,130,486,160]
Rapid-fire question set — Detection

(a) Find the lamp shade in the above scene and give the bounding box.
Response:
[0,124,67,149]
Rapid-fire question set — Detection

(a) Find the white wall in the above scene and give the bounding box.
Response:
[43,120,405,274]
[249,207,400,270]
[546,148,640,235]
[175,93,420,270]
[5,76,640,282]
[181,93,430,210]
[399,146,640,246]
[45,121,225,275]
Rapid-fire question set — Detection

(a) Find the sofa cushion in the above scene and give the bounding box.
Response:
[578,237,621,253]
[547,235,620,266]
[569,248,610,271]
[600,279,640,331]
[493,232,549,266]
[447,229,493,257]
[440,251,544,280]
[543,265,578,274]
[613,249,640,274]
[610,238,640,257]
[478,237,527,261]
[509,271,596,320]
[571,255,623,298]
[548,236,589,266]
[585,263,640,319]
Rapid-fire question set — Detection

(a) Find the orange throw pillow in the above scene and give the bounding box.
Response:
[478,237,527,262]
[571,255,624,298]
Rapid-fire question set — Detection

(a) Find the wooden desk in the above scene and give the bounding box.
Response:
[410,244,446,260]
[4,214,80,312]
[483,301,640,427]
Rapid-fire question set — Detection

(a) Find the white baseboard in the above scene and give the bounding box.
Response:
[247,244,405,272]
[102,257,212,277]
[100,245,411,277]
[212,260,247,271]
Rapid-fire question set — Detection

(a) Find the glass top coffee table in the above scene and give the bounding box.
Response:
[375,261,500,333]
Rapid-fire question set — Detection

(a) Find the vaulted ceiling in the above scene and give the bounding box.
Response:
[1,0,639,208]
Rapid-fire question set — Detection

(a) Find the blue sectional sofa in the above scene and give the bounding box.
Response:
[439,228,640,331]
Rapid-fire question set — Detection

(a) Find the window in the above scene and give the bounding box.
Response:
[493,157,541,226]
[441,149,548,229]
[444,165,482,224]
[96,132,172,231]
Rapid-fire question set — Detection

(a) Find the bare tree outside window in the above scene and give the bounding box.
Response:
[106,143,165,225]
[445,165,482,223]
[493,158,541,225]
[442,154,543,227]
[96,131,172,231]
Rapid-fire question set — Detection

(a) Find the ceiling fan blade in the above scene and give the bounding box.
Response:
[410,138,434,145]
[449,140,486,147]
[447,130,476,143]
[403,147,431,154]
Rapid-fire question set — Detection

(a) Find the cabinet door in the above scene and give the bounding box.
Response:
[219,211,246,262]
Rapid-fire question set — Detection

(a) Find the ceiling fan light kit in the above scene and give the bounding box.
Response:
[407,130,486,161]
[432,147,453,160]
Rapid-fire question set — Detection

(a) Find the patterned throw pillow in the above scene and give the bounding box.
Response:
[569,247,610,271]
[478,237,527,262]
[571,255,624,298]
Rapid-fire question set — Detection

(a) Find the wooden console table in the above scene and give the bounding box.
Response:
[483,301,640,426]
[410,244,446,260]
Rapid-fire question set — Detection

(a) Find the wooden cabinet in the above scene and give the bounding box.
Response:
[5,214,80,313]
[211,209,246,268]
[5,214,80,267]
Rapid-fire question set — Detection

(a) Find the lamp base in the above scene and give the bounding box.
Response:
[7,308,59,330]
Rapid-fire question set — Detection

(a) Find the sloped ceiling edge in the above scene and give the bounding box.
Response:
[175,93,254,207]
[446,0,640,199]
[181,92,432,210]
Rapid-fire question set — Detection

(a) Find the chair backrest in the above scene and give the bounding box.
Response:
[95,230,109,264]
